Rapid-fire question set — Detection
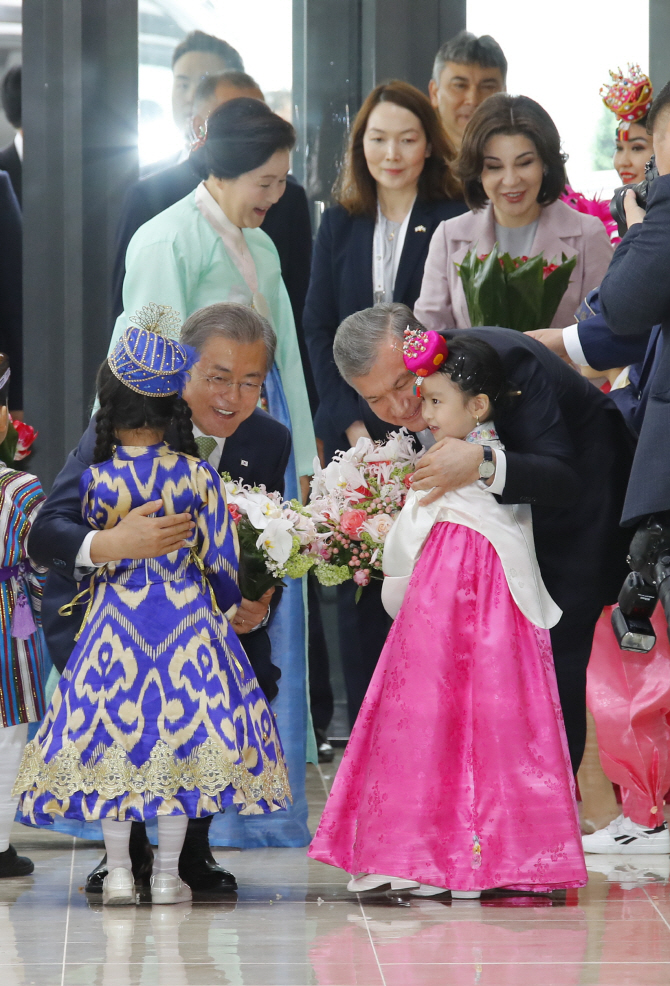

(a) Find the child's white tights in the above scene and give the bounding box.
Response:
[101,814,189,877]
[101,818,133,872]
[154,815,188,877]
[0,723,28,852]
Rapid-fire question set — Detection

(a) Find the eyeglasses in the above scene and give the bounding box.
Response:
[193,366,262,398]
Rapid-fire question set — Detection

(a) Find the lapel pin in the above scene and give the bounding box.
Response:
[241,459,248,467]
[414,225,426,233]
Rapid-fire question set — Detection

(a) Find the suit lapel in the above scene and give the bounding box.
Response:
[350,215,375,308]
[393,200,433,302]
[219,428,254,484]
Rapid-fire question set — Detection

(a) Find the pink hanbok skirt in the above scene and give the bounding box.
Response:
[309,522,586,891]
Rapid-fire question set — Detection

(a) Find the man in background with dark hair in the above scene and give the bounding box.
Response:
[171,30,244,152]
[429,30,506,150]
[113,69,316,408]
[143,31,244,178]
[0,65,21,206]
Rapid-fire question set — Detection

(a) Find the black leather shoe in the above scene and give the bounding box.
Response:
[0,845,34,877]
[178,849,237,891]
[178,815,237,891]
[85,841,154,894]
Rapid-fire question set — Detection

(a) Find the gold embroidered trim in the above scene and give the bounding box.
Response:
[14,737,291,810]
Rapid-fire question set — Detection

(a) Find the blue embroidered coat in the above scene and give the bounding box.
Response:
[15,444,290,824]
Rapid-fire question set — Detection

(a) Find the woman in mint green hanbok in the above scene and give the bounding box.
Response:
[110,97,316,489]
[107,98,316,850]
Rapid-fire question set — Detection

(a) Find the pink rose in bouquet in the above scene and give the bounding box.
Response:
[340,509,366,539]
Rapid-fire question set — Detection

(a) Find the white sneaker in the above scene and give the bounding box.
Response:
[582,814,670,854]
[102,867,136,907]
[451,890,482,899]
[346,873,419,892]
[150,873,192,904]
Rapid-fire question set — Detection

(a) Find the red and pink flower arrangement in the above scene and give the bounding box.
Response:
[0,416,38,469]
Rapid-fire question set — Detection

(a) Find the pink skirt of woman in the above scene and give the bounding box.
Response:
[309,522,586,892]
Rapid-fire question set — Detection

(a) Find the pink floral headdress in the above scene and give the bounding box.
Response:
[402,327,448,378]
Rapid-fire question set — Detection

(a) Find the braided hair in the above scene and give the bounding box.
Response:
[437,334,517,414]
[92,361,199,464]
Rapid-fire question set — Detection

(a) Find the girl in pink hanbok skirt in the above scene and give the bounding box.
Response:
[308,331,587,899]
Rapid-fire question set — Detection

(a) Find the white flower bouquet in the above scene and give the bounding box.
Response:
[305,430,420,591]
[223,477,320,600]
[222,430,419,600]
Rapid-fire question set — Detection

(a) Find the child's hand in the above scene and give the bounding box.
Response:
[89,500,195,563]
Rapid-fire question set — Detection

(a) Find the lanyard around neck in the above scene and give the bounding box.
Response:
[372,197,415,304]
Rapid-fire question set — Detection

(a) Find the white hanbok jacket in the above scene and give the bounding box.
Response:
[382,432,562,630]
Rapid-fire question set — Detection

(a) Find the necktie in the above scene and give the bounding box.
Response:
[195,435,217,462]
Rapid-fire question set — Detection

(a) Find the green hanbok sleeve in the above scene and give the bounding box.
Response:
[107,229,194,356]
[266,266,317,478]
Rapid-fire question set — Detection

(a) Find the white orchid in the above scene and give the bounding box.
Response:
[283,507,319,545]
[256,518,294,565]
[322,458,369,498]
[243,492,284,530]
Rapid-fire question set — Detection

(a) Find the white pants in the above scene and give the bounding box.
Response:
[0,723,28,852]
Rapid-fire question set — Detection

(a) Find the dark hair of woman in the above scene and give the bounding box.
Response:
[334,80,462,217]
[456,93,567,211]
[92,361,198,464]
[438,333,517,413]
[0,352,10,407]
[190,97,296,181]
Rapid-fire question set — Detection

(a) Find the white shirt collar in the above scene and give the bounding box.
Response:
[13,132,22,161]
[194,182,259,295]
[192,423,225,470]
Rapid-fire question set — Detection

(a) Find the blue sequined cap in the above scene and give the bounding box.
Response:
[108,305,197,397]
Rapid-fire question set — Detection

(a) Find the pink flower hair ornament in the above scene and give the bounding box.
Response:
[403,327,449,377]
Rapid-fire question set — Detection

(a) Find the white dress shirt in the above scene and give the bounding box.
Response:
[562,323,589,366]
[415,425,507,495]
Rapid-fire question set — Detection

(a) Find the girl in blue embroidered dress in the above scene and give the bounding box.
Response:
[14,324,290,906]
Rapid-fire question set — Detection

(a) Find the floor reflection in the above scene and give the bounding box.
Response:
[1,822,670,985]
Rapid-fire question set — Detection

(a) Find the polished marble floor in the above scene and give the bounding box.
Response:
[2,758,670,986]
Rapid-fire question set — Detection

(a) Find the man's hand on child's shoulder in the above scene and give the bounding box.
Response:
[89,500,195,564]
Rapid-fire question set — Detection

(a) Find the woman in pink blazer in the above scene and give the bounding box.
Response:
[415,94,613,331]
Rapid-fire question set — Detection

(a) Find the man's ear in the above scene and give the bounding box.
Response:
[428,79,438,107]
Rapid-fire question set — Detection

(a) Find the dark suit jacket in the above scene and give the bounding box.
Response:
[112,164,317,409]
[600,172,670,524]
[366,327,634,621]
[29,408,292,700]
[303,197,468,456]
[0,141,21,207]
[0,171,22,409]
[575,289,650,372]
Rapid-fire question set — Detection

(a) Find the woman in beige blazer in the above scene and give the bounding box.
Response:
[415,94,613,331]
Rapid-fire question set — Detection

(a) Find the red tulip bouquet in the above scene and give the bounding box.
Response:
[0,417,38,469]
[457,245,577,332]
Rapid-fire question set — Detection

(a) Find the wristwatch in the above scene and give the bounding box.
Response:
[478,446,496,481]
